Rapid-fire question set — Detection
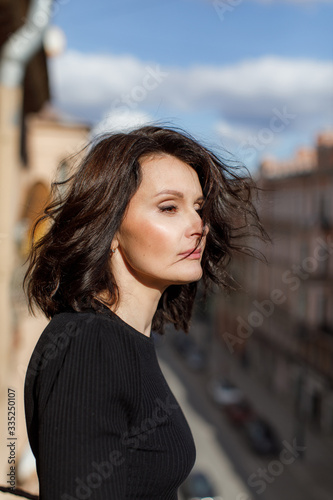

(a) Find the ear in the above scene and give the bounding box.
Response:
[110,233,120,252]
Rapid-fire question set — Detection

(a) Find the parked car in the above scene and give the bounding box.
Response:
[243,417,281,455]
[224,399,254,426]
[172,335,206,371]
[207,377,243,406]
[180,470,222,500]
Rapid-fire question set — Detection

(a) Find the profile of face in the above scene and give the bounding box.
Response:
[111,154,208,292]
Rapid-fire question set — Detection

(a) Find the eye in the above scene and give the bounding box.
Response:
[159,205,178,213]
[194,203,204,216]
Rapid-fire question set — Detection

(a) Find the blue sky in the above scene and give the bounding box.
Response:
[49,0,333,170]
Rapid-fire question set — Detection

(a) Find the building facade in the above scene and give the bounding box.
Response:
[0,110,90,493]
[216,132,333,434]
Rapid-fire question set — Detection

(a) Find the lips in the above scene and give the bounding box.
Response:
[180,248,202,258]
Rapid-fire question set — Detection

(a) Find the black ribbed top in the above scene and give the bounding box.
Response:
[24,309,196,499]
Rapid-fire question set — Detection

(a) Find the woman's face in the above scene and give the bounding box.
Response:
[112,154,207,292]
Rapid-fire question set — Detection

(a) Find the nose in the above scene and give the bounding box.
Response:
[186,209,205,239]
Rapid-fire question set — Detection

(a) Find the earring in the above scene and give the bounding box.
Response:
[110,248,116,254]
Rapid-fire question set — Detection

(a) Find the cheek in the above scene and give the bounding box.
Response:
[121,217,177,257]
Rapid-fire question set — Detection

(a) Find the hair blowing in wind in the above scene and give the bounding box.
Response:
[24,125,268,333]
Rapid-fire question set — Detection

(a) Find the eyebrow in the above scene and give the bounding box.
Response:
[154,189,183,198]
[154,189,205,201]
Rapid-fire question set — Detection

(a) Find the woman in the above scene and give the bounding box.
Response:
[23,125,265,499]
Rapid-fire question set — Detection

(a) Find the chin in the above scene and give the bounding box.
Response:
[173,269,203,285]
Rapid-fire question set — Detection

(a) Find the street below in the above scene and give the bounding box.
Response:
[156,334,332,500]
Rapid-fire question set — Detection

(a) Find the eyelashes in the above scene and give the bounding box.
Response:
[158,205,177,213]
[158,205,203,215]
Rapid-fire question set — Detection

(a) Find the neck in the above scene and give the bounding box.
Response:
[113,287,161,337]
[108,258,165,337]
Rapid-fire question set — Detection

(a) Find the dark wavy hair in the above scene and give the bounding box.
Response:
[24,125,267,333]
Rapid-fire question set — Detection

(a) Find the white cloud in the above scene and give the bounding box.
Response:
[215,119,253,144]
[91,109,153,137]
[49,50,333,166]
[50,50,332,122]
[49,51,149,111]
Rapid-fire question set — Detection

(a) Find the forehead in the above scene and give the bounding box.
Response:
[138,154,202,195]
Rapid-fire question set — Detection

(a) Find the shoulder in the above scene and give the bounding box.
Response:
[24,310,142,456]
[25,309,142,404]
[31,309,136,360]
[25,310,141,393]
